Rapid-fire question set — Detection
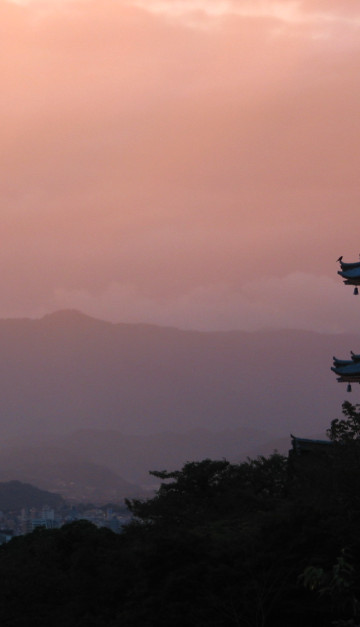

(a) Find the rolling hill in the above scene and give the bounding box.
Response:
[0,310,354,493]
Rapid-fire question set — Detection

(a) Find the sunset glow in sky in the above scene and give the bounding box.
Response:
[2,0,360,331]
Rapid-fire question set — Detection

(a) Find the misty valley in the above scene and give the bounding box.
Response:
[0,311,357,624]
[0,309,348,503]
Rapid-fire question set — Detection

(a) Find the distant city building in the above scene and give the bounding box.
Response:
[11,503,132,537]
[0,530,13,545]
[30,518,59,531]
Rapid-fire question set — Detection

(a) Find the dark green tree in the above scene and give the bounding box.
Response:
[327,401,360,442]
[126,454,288,528]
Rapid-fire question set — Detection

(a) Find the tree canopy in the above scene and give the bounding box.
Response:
[0,404,360,625]
[328,400,360,442]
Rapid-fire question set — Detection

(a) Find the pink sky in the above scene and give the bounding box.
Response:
[2,0,360,331]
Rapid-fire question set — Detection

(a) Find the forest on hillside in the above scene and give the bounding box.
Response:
[1,402,360,626]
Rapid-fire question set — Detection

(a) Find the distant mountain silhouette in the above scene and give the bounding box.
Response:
[0,480,64,511]
[0,309,353,440]
[0,310,354,495]
[44,426,274,485]
[0,446,143,503]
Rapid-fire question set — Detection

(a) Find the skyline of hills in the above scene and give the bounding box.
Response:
[0,308,354,437]
[0,309,355,497]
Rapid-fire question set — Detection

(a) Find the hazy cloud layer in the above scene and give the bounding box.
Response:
[1,0,360,329]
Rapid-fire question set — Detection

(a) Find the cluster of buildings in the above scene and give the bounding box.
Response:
[0,504,132,542]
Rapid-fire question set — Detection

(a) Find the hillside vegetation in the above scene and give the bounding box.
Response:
[0,402,359,626]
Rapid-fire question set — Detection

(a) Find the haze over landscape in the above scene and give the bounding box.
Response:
[2,0,360,332]
[0,309,355,498]
[2,5,360,623]
[1,0,360,498]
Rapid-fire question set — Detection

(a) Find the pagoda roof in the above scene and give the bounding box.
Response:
[338,268,360,280]
[331,354,360,381]
[338,258,360,271]
[337,258,360,288]
[290,435,333,456]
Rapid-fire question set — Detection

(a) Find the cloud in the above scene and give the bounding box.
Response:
[16,272,354,333]
[130,0,360,29]
[0,0,359,329]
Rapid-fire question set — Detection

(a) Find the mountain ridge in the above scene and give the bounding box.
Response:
[0,309,352,441]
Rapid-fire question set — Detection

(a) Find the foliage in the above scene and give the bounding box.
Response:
[126,453,288,526]
[327,401,360,442]
[3,404,360,625]
[300,550,360,625]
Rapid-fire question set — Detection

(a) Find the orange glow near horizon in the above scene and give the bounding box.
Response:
[1,0,360,331]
